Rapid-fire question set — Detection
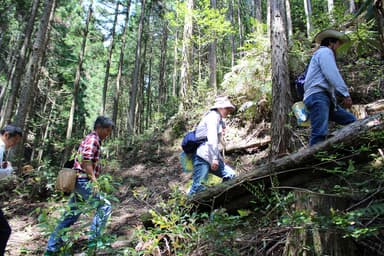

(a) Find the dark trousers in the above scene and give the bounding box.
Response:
[0,209,11,256]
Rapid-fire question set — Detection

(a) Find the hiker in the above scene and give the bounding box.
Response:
[188,96,237,195]
[45,116,114,255]
[303,29,356,146]
[0,125,23,256]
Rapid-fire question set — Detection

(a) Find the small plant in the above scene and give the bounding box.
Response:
[37,174,119,255]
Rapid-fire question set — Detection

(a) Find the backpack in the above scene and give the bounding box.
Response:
[294,63,310,100]
[181,130,207,154]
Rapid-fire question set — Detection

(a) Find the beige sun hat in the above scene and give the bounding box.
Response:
[211,96,235,111]
[314,29,350,44]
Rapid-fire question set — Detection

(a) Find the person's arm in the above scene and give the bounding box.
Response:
[82,160,97,182]
[319,50,350,98]
[206,112,220,170]
[0,146,12,179]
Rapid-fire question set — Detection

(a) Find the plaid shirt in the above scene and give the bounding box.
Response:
[73,131,102,177]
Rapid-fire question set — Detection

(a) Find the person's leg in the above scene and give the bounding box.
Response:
[304,92,330,146]
[211,159,236,182]
[188,155,210,195]
[46,178,90,253]
[89,195,112,240]
[329,105,356,125]
[0,209,11,255]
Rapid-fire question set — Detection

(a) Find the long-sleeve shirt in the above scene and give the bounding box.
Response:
[195,110,225,164]
[303,46,350,106]
[0,139,12,179]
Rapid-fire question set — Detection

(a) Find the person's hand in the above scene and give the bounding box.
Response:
[1,161,10,169]
[92,180,100,194]
[211,160,219,171]
[342,96,353,109]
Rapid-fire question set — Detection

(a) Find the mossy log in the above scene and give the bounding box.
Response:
[189,113,384,212]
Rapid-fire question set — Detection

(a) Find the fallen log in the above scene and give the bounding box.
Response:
[225,136,271,153]
[189,113,384,212]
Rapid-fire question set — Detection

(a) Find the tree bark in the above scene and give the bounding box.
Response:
[270,0,292,159]
[158,20,168,107]
[0,0,40,127]
[128,0,145,133]
[113,0,131,131]
[179,0,194,111]
[237,0,243,56]
[349,0,356,13]
[14,0,56,130]
[285,0,293,42]
[101,1,119,115]
[304,0,312,39]
[13,0,56,166]
[254,0,262,22]
[208,0,217,91]
[171,29,179,97]
[146,40,153,130]
[229,0,236,67]
[66,1,92,141]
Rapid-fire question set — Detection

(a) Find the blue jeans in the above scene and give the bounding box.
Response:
[304,92,356,146]
[46,178,112,253]
[188,155,236,195]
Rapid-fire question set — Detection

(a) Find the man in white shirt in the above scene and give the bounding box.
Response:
[0,125,22,255]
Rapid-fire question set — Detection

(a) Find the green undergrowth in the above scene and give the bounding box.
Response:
[122,130,384,255]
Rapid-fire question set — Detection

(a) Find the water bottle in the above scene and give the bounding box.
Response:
[292,101,310,127]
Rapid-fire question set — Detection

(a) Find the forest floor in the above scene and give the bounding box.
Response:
[4,149,192,255]
[4,123,270,256]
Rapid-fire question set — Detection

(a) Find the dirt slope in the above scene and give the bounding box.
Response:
[4,151,190,255]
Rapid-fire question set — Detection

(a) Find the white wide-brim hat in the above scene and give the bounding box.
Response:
[314,29,350,44]
[210,96,235,111]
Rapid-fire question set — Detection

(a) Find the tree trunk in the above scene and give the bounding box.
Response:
[113,0,131,130]
[101,1,119,115]
[146,41,153,130]
[179,0,194,111]
[128,0,145,133]
[208,0,217,91]
[328,0,334,14]
[328,0,334,23]
[349,0,356,13]
[229,0,236,67]
[267,0,271,36]
[37,97,55,164]
[270,0,292,159]
[374,1,384,59]
[285,0,293,42]
[283,191,357,256]
[0,0,40,127]
[14,0,55,130]
[172,29,179,98]
[13,0,56,166]
[237,0,243,56]
[254,0,262,22]
[158,20,168,107]
[66,1,92,143]
[304,0,312,39]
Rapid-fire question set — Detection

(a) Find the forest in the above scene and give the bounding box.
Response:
[0,0,384,255]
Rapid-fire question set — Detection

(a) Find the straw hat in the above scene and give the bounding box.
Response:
[211,96,235,111]
[314,29,350,45]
